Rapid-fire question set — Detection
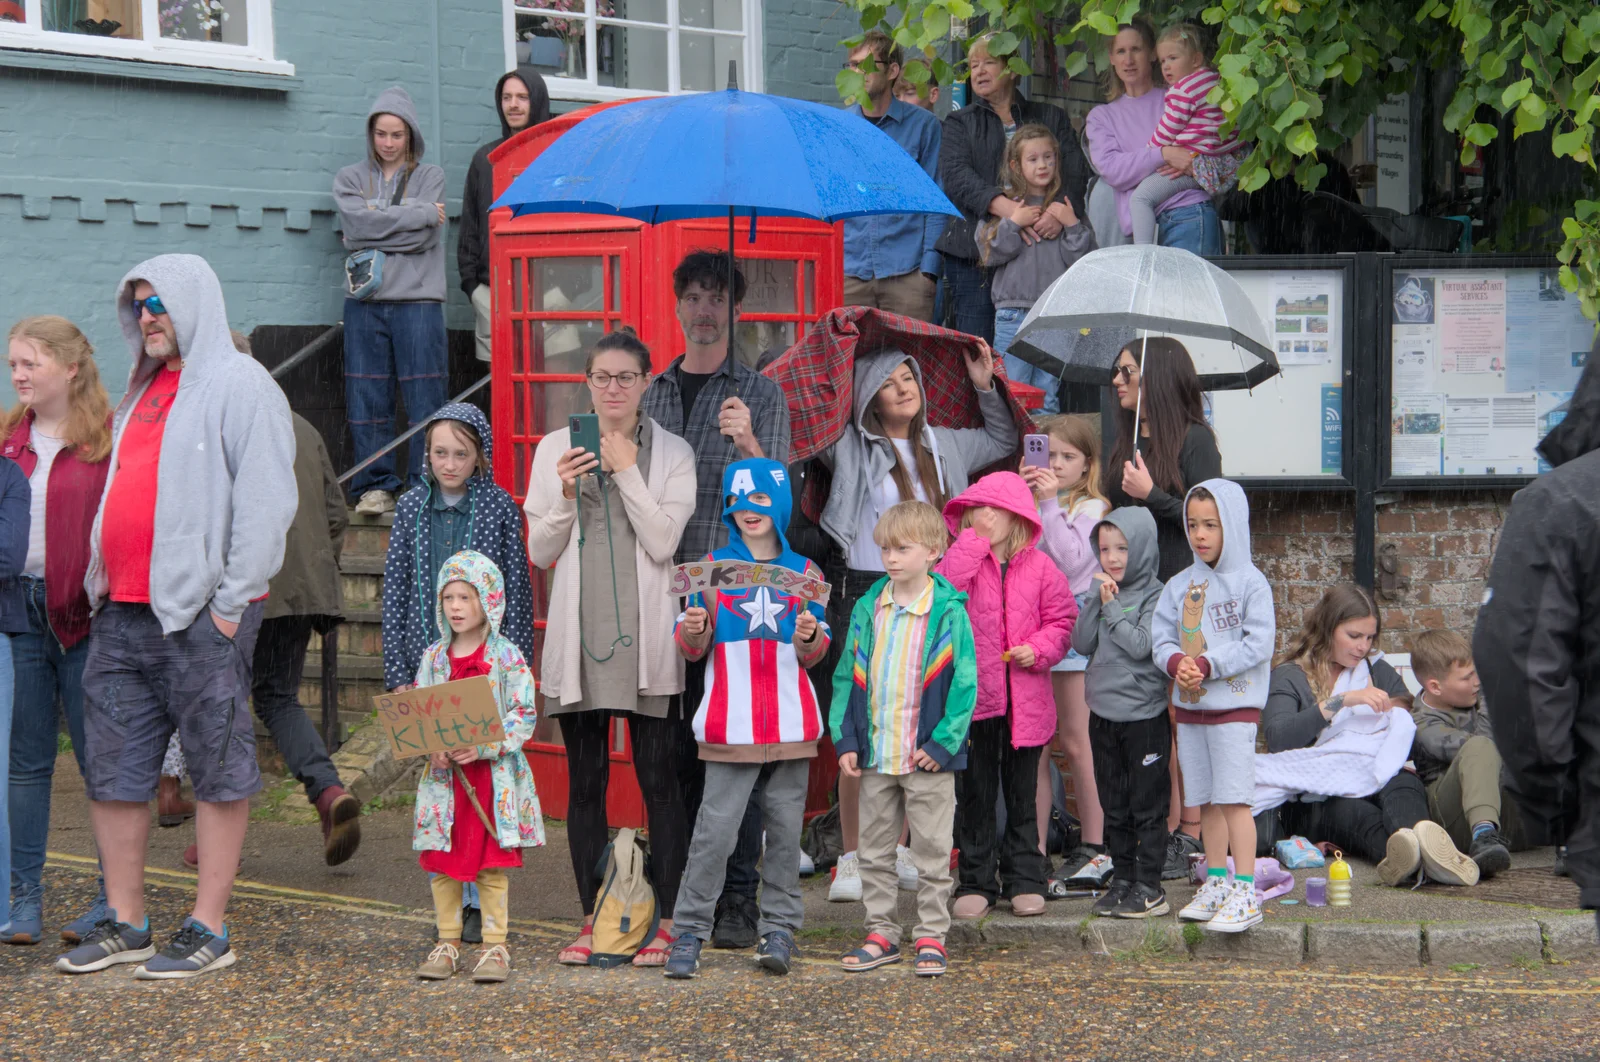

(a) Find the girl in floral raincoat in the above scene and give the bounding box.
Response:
[411,550,544,983]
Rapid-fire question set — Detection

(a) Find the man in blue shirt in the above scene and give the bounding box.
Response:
[844,32,945,323]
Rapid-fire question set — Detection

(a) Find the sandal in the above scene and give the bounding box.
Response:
[558,922,594,966]
[631,928,675,967]
[912,937,948,977]
[840,932,901,972]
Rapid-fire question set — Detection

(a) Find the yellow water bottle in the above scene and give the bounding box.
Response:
[1328,850,1352,907]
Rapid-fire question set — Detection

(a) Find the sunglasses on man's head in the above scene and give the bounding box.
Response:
[132,295,168,317]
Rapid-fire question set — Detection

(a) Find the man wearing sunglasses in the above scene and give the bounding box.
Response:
[58,254,296,981]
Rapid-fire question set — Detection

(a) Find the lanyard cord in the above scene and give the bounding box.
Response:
[575,472,633,663]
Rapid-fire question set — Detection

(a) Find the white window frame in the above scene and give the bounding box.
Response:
[507,0,761,102]
[0,0,292,77]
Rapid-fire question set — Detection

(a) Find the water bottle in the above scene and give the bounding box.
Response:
[1327,850,1352,907]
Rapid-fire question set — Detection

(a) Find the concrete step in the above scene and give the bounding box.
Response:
[342,511,393,558]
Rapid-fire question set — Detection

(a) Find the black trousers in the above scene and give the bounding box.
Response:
[1090,712,1172,890]
[673,657,764,902]
[1255,770,1431,863]
[956,715,1047,902]
[251,615,342,802]
[560,709,689,917]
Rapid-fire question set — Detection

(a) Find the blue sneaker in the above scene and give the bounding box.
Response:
[60,883,111,944]
[5,886,43,945]
[755,929,799,975]
[55,917,156,973]
[663,934,704,979]
[134,917,236,980]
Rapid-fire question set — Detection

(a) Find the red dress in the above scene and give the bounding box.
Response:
[418,641,523,882]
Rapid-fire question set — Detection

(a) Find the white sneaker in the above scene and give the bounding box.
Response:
[1178,875,1232,922]
[354,489,395,516]
[1377,827,1423,886]
[1415,820,1480,887]
[828,852,862,903]
[798,848,815,876]
[895,845,918,892]
[1204,880,1263,934]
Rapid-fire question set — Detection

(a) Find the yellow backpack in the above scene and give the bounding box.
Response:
[588,828,658,968]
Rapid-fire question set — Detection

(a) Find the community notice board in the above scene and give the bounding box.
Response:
[1389,268,1593,477]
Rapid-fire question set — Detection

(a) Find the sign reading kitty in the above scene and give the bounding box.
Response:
[668,559,832,607]
[373,676,504,761]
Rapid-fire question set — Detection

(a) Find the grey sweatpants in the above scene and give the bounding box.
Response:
[1130,171,1202,244]
[672,758,810,942]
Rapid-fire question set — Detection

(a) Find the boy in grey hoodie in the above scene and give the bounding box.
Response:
[1071,507,1171,919]
[1151,478,1275,933]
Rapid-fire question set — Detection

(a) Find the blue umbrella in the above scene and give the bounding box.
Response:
[492,65,960,374]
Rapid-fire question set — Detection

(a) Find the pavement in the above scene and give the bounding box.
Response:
[6,755,1600,1060]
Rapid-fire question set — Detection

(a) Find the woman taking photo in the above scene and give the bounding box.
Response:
[2,316,109,946]
[1103,336,1220,876]
[937,31,1089,341]
[524,329,697,967]
[1083,22,1222,254]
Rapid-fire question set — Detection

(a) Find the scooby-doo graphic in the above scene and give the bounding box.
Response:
[1178,579,1208,703]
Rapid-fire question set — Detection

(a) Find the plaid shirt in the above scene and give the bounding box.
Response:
[641,352,791,565]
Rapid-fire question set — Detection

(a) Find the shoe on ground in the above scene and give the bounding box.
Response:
[1161,831,1204,881]
[756,929,799,975]
[663,934,704,979]
[1203,880,1262,934]
[5,887,43,945]
[828,852,862,903]
[1010,893,1046,917]
[461,905,483,944]
[59,886,112,944]
[472,944,511,983]
[1554,846,1569,877]
[354,490,395,516]
[1113,882,1171,919]
[134,917,236,979]
[1377,827,1422,886]
[1415,820,1479,887]
[316,785,363,867]
[1178,876,1232,922]
[1092,881,1132,917]
[895,845,919,892]
[951,894,991,920]
[56,917,156,974]
[1062,846,1116,889]
[710,893,759,950]
[1469,828,1512,879]
[798,848,816,876]
[416,941,460,980]
[182,844,199,870]
[157,775,195,827]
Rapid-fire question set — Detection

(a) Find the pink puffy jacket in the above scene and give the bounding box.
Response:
[936,472,1078,748]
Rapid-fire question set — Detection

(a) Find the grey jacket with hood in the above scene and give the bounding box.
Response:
[1151,478,1276,713]
[818,349,1018,558]
[1073,507,1166,722]
[333,86,448,303]
[86,254,297,634]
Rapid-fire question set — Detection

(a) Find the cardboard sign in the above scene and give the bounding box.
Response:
[373,676,504,761]
[668,559,831,607]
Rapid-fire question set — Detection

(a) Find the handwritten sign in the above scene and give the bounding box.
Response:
[668,559,831,607]
[373,676,504,761]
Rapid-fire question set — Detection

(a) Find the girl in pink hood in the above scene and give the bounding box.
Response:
[936,471,1078,919]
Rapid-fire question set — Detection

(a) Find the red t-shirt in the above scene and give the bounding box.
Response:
[102,366,181,604]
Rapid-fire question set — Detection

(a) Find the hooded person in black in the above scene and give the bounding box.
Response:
[459,65,551,361]
[1474,332,1600,912]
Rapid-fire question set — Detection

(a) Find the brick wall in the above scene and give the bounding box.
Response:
[763,0,856,104]
[1248,489,1511,656]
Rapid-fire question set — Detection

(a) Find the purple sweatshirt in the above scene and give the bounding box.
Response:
[1084,89,1210,238]
[1037,495,1107,599]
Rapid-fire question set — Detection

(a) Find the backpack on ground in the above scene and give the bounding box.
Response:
[802,802,843,873]
[588,827,658,968]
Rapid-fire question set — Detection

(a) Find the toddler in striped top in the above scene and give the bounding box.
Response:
[1130,22,1246,244]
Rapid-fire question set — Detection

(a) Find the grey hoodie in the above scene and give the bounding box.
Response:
[1072,507,1166,722]
[333,86,448,303]
[819,349,1018,557]
[1151,478,1276,714]
[979,195,1098,309]
[86,254,297,634]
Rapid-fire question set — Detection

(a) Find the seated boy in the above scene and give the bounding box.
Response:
[1409,629,1525,879]
[664,459,830,979]
[830,501,976,977]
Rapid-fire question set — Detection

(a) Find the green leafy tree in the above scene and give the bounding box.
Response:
[838,0,1600,319]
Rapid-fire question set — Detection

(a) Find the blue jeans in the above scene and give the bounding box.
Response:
[8,579,72,905]
[1157,202,1224,256]
[995,306,1060,415]
[0,632,14,925]
[342,298,448,498]
[941,254,994,342]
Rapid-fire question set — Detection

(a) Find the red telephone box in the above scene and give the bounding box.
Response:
[487,104,844,827]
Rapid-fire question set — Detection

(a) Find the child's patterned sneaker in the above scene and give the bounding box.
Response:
[1203,880,1262,934]
[1178,875,1232,922]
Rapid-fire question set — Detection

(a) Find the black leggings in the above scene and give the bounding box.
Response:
[1255,771,1430,863]
[560,710,688,918]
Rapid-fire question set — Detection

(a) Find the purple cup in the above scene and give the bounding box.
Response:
[1305,877,1328,907]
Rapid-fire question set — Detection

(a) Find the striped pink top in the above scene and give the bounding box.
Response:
[1150,67,1240,156]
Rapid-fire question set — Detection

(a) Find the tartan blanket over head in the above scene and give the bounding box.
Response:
[762,306,1037,521]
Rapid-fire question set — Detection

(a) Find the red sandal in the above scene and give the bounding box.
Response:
[631,928,675,967]
[558,922,594,966]
[911,937,948,977]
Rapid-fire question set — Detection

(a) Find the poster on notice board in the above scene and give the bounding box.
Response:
[1389,268,1591,477]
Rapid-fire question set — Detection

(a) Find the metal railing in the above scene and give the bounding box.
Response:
[336,373,491,486]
